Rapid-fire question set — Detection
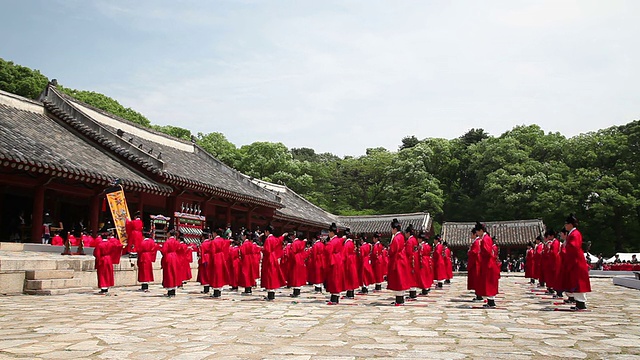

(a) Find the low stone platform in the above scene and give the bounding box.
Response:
[0,247,197,295]
[0,277,639,359]
[613,276,640,290]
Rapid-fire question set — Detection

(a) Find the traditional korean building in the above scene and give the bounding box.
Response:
[441,219,545,256]
[0,82,435,243]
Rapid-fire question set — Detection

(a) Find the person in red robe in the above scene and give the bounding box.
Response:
[68,234,79,247]
[308,234,326,293]
[371,233,385,291]
[444,241,453,284]
[288,231,308,297]
[388,219,411,306]
[176,241,191,287]
[357,235,375,294]
[82,232,94,248]
[342,229,359,299]
[161,231,181,297]
[51,232,64,246]
[524,242,535,284]
[416,231,434,295]
[280,238,292,288]
[137,232,157,292]
[239,230,259,294]
[382,247,389,278]
[94,231,120,294]
[534,236,544,287]
[432,235,446,289]
[208,228,231,298]
[261,225,286,301]
[560,214,591,310]
[228,238,241,291]
[198,231,213,294]
[468,229,483,301]
[544,229,560,296]
[474,222,500,308]
[324,223,345,305]
[125,211,144,257]
[404,225,420,299]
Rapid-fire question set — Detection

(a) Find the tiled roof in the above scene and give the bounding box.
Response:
[250,178,337,228]
[338,212,432,235]
[441,219,545,248]
[42,86,282,209]
[0,90,171,195]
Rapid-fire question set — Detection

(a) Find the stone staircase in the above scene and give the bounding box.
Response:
[24,270,93,295]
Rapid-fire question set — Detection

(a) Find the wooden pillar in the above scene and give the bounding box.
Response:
[89,194,100,237]
[31,186,45,243]
[226,205,232,226]
[246,208,254,231]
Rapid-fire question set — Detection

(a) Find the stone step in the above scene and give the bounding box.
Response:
[24,287,95,296]
[25,269,75,280]
[0,242,24,251]
[0,258,59,271]
[25,278,82,290]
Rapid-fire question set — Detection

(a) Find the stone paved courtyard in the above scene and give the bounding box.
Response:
[1,275,639,359]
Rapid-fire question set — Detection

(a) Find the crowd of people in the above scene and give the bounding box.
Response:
[89,212,592,311]
[522,214,592,310]
[93,216,461,306]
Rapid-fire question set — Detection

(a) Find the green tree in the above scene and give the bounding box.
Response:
[152,125,192,141]
[0,58,49,99]
[196,132,239,167]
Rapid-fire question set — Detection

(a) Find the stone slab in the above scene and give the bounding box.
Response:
[0,271,25,294]
[25,269,75,280]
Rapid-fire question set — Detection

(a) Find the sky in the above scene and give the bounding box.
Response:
[1,0,639,156]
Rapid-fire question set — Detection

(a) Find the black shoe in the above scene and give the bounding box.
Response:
[202,285,210,294]
[437,282,443,289]
[444,279,451,284]
[483,299,496,308]
[345,290,355,299]
[409,290,417,299]
[473,295,484,302]
[421,289,429,295]
[99,288,108,295]
[359,286,369,294]
[266,291,275,301]
[141,283,149,291]
[394,295,405,306]
[375,284,382,291]
[167,289,176,297]
[212,289,221,298]
[575,301,587,310]
[328,294,339,305]
[290,288,301,297]
[314,286,322,293]
[231,287,238,291]
[530,279,535,284]
[564,297,576,304]
[243,287,252,294]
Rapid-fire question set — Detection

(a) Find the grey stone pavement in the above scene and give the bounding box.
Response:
[1,275,639,360]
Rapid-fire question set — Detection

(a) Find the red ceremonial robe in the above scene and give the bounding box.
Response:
[387,232,411,291]
[371,241,385,284]
[90,236,102,248]
[82,234,94,247]
[280,243,291,286]
[261,234,285,290]
[560,228,591,293]
[197,239,212,286]
[342,238,359,291]
[546,239,561,290]
[177,243,193,283]
[432,243,446,282]
[52,234,64,246]
[308,240,326,285]
[161,237,181,288]
[467,237,481,290]
[107,237,122,265]
[444,247,453,280]
[68,235,79,247]
[524,248,535,279]
[94,239,118,288]
[382,248,389,277]
[533,242,544,281]
[476,233,499,297]
[228,245,240,288]
[358,242,375,286]
[208,236,230,288]
[405,235,420,288]
[137,237,157,283]
[288,239,308,288]
[324,235,345,294]
[125,218,144,254]
[252,245,262,281]
[238,240,259,287]
[417,242,434,289]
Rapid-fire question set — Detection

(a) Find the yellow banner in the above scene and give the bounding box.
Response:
[105,186,130,245]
